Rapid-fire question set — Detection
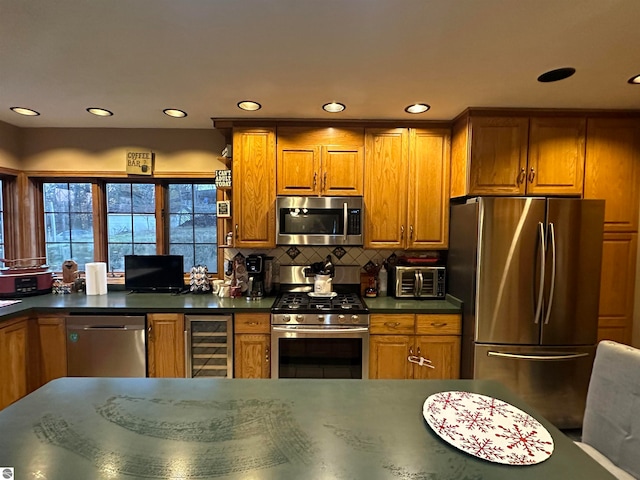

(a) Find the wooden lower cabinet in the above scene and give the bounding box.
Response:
[37,315,67,385]
[234,313,270,378]
[147,313,185,378]
[0,317,29,410]
[369,313,461,380]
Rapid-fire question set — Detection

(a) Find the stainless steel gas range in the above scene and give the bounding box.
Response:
[271,265,370,379]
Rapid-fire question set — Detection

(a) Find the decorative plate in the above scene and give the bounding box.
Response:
[423,391,554,465]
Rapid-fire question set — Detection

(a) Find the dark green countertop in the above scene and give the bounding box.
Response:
[0,292,461,323]
[0,377,614,479]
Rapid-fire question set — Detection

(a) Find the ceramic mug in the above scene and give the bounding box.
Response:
[211,279,225,294]
[218,285,231,297]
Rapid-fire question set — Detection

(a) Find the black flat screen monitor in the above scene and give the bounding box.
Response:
[124,255,185,293]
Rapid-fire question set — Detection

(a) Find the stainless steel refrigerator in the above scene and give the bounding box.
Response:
[448,197,605,429]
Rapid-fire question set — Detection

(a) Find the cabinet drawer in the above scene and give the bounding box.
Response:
[234,313,271,334]
[415,314,461,335]
[370,314,415,334]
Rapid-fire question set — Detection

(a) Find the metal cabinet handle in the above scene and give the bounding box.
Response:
[528,167,536,183]
[247,321,259,326]
[409,346,414,356]
[235,224,239,239]
[430,322,447,327]
[517,167,526,184]
[400,225,405,239]
[265,346,270,363]
[384,322,401,328]
[409,225,414,239]
[323,172,327,191]
[147,323,153,341]
[313,172,317,189]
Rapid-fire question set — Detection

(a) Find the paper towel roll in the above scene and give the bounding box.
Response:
[85,262,107,295]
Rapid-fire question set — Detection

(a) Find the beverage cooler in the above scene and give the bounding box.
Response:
[184,315,233,378]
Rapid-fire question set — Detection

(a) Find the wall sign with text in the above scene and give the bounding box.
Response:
[126,151,154,175]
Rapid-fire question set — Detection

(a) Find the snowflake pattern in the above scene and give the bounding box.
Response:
[423,391,554,466]
[495,424,553,457]
[459,434,505,461]
[456,409,494,433]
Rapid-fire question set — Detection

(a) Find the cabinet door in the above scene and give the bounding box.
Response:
[276,145,320,195]
[597,233,637,344]
[584,118,640,232]
[234,334,270,378]
[321,146,364,196]
[407,128,450,249]
[468,116,529,195]
[527,117,586,195]
[37,315,67,385]
[233,127,276,247]
[0,318,29,409]
[414,335,461,380]
[364,128,409,248]
[369,334,412,379]
[148,313,185,378]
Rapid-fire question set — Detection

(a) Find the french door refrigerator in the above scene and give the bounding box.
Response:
[448,197,605,429]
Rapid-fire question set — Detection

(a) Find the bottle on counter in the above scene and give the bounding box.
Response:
[378,265,387,296]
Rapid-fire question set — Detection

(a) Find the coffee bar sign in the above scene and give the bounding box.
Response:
[126,150,154,175]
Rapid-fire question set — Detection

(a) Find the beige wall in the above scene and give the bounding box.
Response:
[0,121,23,170]
[19,127,228,175]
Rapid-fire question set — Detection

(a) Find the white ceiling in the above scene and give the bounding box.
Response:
[2,0,640,129]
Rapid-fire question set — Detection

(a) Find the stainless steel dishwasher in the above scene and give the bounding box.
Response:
[66,315,147,377]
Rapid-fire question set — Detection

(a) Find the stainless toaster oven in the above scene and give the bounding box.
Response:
[389,266,446,299]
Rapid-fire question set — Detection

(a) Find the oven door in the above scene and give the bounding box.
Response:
[271,325,369,379]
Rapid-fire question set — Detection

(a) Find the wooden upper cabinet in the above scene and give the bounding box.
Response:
[407,128,451,249]
[527,117,586,195]
[467,116,529,195]
[365,128,450,250]
[276,127,364,196]
[452,113,587,197]
[364,128,409,249]
[233,127,277,248]
[584,118,640,232]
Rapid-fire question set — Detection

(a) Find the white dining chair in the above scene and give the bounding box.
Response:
[575,340,640,479]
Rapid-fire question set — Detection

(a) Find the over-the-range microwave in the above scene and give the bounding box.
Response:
[389,266,446,299]
[276,196,363,246]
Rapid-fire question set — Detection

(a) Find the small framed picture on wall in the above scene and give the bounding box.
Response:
[216,200,231,218]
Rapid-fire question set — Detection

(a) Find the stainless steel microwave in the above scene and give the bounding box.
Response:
[276,196,363,246]
[389,266,446,299]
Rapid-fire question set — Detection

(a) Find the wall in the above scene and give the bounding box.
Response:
[0,121,23,170]
[19,127,227,175]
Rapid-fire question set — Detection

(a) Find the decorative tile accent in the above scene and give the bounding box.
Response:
[332,246,347,259]
[286,246,301,260]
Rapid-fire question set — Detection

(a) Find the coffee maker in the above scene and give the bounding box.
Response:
[245,254,265,299]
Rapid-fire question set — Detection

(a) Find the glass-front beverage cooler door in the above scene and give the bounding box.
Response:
[185,315,233,378]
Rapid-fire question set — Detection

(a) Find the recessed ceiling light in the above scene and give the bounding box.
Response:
[322,102,346,113]
[237,101,262,111]
[10,107,40,116]
[163,108,188,118]
[86,107,113,117]
[628,74,640,84]
[537,67,576,83]
[404,103,431,114]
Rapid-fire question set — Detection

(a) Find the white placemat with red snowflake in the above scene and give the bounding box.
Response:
[423,390,554,465]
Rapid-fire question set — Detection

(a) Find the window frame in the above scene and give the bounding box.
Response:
[37,177,220,276]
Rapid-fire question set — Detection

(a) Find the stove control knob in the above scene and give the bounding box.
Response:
[338,314,346,323]
[283,315,291,323]
[317,315,324,322]
[296,315,304,322]
[351,315,360,323]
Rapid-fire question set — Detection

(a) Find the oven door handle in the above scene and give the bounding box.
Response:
[272,326,369,334]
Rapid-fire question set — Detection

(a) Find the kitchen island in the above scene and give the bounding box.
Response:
[0,377,614,479]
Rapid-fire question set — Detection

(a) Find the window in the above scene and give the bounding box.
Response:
[43,182,94,271]
[106,183,157,271]
[168,183,217,269]
[42,180,218,274]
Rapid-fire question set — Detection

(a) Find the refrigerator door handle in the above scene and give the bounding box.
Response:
[543,222,557,325]
[487,351,589,361]
[534,222,546,324]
